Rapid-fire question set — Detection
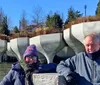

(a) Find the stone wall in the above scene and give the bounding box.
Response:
[32,73,67,85]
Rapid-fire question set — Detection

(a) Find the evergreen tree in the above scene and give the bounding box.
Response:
[46,13,63,29]
[46,15,53,28]
[0,16,9,35]
[53,13,63,28]
[13,26,19,33]
[95,0,100,16]
[0,24,4,34]
[0,8,4,24]
[65,7,82,24]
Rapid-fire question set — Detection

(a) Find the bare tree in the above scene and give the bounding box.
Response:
[19,10,28,30]
[7,16,12,30]
[61,13,65,29]
[32,6,45,27]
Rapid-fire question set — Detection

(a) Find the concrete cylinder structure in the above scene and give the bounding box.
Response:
[71,23,84,44]
[83,21,100,37]
[0,39,7,62]
[6,42,17,57]
[30,33,66,63]
[10,37,29,61]
[71,21,100,44]
[56,46,75,58]
[63,28,84,54]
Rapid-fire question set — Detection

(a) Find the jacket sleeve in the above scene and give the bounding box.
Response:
[39,63,57,73]
[56,56,76,80]
[0,69,14,85]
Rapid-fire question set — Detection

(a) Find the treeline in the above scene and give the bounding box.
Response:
[0,1,100,36]
[0,1,100,63]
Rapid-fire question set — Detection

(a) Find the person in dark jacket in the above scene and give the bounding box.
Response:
[56,33,100,85]
[0,44,57,85]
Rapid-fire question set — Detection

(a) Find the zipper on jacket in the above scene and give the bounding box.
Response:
[92,61,95,83]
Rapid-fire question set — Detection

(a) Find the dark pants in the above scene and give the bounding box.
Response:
[58,76,77,85]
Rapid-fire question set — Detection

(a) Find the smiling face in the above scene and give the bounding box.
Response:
[84,35,100,53]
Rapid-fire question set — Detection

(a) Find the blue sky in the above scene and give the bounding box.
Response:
[0,0,99,29]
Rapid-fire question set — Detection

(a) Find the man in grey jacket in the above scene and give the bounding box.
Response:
[56,33,100,85]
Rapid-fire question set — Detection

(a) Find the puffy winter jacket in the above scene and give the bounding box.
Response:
[0,62,57,85]
[0,63,25,85]
[56,52,100,85]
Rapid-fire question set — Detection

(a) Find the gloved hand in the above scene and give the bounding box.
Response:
[66,72,80,85]
[25,71,33,85]
[25,71,31,80]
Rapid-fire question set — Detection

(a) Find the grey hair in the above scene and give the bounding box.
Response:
[84,33,100,43]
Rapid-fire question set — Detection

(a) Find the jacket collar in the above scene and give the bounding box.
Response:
[12,62,23,71]
[85,49,100,60]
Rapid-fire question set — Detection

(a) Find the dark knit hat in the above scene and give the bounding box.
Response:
[23,44,38,59]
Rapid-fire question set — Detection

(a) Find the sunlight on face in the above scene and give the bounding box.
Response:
[84,36,100,53]
[25,57,37,64]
